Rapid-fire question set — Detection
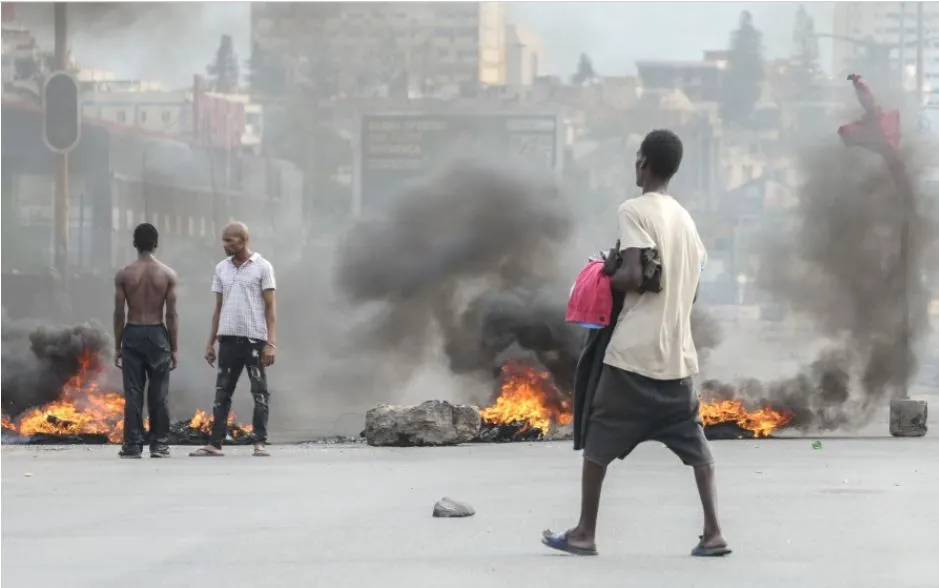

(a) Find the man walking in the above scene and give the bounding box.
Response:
[190,221,277,458]
[542,130,730,557]
[114,223,178,459]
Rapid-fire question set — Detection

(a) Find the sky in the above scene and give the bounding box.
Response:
[14,2,835,88]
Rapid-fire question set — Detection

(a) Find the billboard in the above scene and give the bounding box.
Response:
[355,112,561,215]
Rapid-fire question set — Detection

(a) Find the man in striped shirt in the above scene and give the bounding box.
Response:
[190,221,277,458]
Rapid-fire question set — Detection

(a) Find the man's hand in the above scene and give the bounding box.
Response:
[262,344,276,367]
[114,349,123,369]
[170,351,179,371]
[205,344,217,367]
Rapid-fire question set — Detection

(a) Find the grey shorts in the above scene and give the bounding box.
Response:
[583,365,714,468]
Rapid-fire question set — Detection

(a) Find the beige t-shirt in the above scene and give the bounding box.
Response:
[603,192,707,380]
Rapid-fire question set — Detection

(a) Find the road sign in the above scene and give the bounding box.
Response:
[42,70,81,153]
[355,112,561,215]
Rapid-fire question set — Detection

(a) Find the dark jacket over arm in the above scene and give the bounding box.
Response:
[572,290,625,450]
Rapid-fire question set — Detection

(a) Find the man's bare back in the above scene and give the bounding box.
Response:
[117,258,176,324]
[114,255,179,370]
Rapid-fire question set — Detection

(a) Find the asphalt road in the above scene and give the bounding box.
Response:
[2,436,938,588]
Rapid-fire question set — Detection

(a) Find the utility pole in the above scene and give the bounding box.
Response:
[53,2,70,293]
[916,1,925,107]
[899,3,906,88]
[901,0,926,402]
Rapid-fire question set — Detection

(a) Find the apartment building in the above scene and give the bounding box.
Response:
[832,2,939,99]
[636,51,727,105]
[250,2,507,97]
[505,24,542,87]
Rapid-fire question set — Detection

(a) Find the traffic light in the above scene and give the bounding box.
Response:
[42,71,81,153]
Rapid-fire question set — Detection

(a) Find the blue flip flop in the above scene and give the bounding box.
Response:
[691,536,732,557]
[541,529,598,556]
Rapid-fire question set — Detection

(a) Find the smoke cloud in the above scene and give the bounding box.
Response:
[1,315,110,417]
[691,306,723,367]
[14,2,249,88]
[332,162,583,405]
[706,142,938,431]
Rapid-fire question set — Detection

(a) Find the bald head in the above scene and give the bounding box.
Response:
[221,221,251,258]
[223,221,250,241]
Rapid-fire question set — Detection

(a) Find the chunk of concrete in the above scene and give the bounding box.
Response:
[889,399,928,437]
[364,400,481,447]
[432,497,475,518]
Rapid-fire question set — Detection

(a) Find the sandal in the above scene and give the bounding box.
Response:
[691,535,732,557]
[189,446,224,457]
[541,529,598,556]
[253,444,270,457]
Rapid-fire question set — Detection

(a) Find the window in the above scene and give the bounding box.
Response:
[176,215,182,234]
[188,216,195,236]
[126,209,133,229]
[150,212,159,228]
[161,110,171,123]
[200,217,206,237]
[112,207,120,231]
[116,110,126,123]
[140,110,148,123]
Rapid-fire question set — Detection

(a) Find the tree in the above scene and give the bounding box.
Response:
[791,4,821,89]
[720,11,765,127]
[207,34,240,93]
[245,41,285,97]
[571,53,597,85]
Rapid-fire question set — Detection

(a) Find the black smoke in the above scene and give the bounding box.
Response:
[335,162,583,397]
[333,161,731,404]
[1,316,111,417]
[708,142,938,431]
[691,306,723,367]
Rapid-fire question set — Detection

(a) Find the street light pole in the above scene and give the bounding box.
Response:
[53,2,70,296]
[899,2,906,87]
[916,2,925,107]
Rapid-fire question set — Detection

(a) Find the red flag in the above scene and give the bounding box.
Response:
[837,74,901,152]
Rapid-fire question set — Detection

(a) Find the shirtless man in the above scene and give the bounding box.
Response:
[113,222,179,459]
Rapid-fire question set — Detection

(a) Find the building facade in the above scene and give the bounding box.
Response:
[250,2,507,97]
[636,51,726,106]
[832,2,939,101]
[505,24,542,87]
[1,100,301,276]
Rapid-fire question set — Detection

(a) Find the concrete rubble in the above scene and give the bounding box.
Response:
[432,497,475,518]
[364,400,481,447]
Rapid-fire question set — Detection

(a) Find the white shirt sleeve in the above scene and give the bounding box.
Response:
[211,265,223,294]
[617,201,656,250]
[260,261,276,291]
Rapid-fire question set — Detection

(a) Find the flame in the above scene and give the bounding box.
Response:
[480,361,792,439]
[185,408,254,440]
[479,360,572,433]
[699,399,793,438]
[1,350,253,442]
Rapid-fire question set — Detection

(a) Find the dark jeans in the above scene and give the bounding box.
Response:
[121,324,172,452]
[210,336,270,448]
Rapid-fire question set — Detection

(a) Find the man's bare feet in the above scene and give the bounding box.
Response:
[562,527,596,550]
[698,533,727,549]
